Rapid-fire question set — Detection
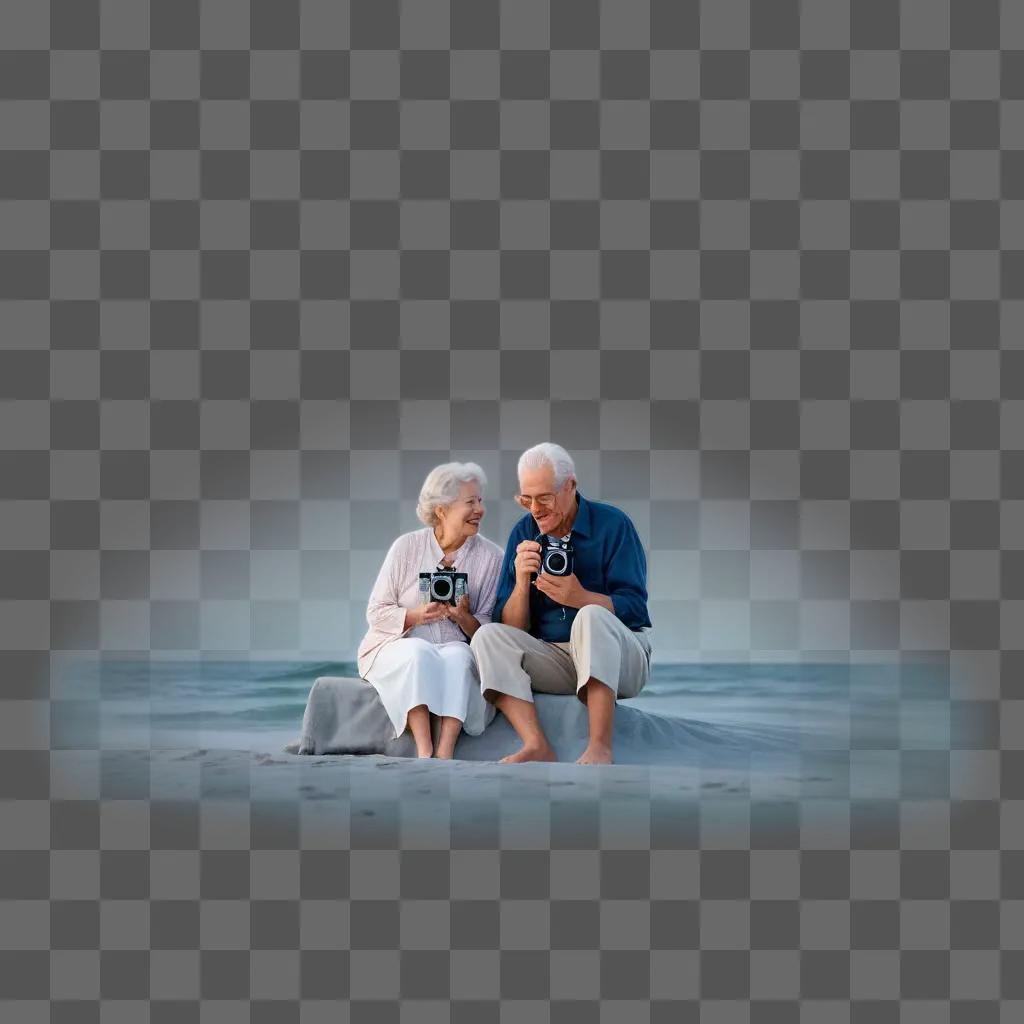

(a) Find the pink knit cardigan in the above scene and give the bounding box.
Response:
[356,528,504,678]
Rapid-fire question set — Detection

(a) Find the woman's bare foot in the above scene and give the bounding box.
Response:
[406,706,433,759]
[576,742,613,765]
[500,742,557,764]
[434,717,462,761]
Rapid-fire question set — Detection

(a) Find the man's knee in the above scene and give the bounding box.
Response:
[571,603,616,636]
[470,621,516,653]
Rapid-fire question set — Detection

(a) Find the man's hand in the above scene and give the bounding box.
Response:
[513,539,542,580]
[533,571,588,609]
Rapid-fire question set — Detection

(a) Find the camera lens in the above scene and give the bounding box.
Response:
[545,551,566,574]
[432,577,452,600]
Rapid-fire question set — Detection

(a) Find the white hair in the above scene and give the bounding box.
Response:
[416,461,487,527]
[517,443,576,489]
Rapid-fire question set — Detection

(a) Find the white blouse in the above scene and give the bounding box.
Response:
[356,527,504,678]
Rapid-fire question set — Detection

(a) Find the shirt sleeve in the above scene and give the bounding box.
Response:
[471,546,503,626]
[365,536,412,638]
[490,527,523,626]
[604,517,652,629]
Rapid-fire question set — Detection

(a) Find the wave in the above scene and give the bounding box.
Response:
[126,703,310,725]
[251,661,355,682]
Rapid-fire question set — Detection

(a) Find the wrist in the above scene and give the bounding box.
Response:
[585,591,614,613]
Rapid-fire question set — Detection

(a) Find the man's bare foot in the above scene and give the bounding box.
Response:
[576,742,613,765]
[434,747,456,760]
[415,747,433,759]
[500,742,557,764]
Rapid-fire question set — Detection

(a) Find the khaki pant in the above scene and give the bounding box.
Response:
[470,604,652,704]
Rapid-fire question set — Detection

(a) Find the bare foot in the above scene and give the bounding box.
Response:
[500,742,557,764]
[576,742,613,765]
[434,747,456,760]
[415,748,434,759]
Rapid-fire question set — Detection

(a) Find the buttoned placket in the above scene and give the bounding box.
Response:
[424,531,468,644]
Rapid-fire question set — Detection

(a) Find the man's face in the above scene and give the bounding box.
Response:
[517,464,574,535]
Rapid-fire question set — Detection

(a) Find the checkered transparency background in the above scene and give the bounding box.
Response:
[1,0,1023,1018]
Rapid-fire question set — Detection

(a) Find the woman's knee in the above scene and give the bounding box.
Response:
[438,643,474,667]
[397,638,442,666]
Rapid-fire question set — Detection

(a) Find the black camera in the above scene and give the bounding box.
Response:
[418,570,468,605]
[537,534,574,576]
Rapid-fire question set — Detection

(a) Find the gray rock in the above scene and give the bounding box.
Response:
[287,675,790,764]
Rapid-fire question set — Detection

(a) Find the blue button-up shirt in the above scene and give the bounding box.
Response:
[492,491,652,643]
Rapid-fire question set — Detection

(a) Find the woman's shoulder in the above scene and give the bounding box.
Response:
[388,528,431,556]
[475,534,505,561]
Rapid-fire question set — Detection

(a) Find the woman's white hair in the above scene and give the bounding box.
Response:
[416,461,488,527]
[517,442,576,489]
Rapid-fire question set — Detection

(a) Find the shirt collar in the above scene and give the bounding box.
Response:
[567,491,591,538]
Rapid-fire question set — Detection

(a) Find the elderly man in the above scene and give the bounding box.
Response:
[469,442,652,764]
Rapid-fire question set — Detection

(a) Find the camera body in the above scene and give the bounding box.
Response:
[537,534,574,577]
[418,570,468,605]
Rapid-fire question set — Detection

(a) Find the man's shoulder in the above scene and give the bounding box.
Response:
[583,496,634,533]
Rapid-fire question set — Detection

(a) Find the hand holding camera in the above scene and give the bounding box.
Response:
[444,593,473,629]
[407,601,449,628]
[516,534,575,579]
[534,570,587,609]
[514,539,543,579]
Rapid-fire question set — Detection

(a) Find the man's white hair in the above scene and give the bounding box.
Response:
[517,443,576,489]
[416,461,487,527]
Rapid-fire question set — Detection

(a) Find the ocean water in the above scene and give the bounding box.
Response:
[51,657,957,769]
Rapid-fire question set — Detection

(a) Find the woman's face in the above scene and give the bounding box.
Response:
[438,480,485,539]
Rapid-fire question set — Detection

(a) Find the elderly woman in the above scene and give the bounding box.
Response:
[356,462,503,758]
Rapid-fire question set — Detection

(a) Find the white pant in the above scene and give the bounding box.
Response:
[364,637,496,739]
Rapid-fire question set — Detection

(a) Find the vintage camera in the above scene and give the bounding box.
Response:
[537,534,574,577]
[418,570,468,605]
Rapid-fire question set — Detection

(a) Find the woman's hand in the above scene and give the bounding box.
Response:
[404,601,449,630]
[445,594,471,626]
[445,594,480,637]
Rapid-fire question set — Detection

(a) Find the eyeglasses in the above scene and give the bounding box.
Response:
[515,492,559,511]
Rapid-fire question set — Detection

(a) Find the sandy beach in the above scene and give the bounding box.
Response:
[46,657,956,843]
